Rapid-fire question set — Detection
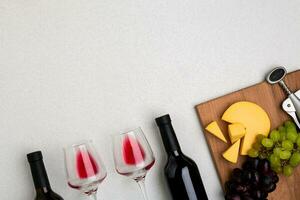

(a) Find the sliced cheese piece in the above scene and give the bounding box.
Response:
[228,123,246,144]
[222,101,270,155]
[222,139,241,163]
[205,121,227,143]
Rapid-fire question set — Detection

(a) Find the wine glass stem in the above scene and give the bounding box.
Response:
[136,178,149,200]
[88,192,97,200]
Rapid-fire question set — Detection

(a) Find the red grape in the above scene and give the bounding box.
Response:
[241,170,252,183]
[231,168,243,183]
[225,156,278,200]
[258,160,271,174]
[260,175,273,187]
[225,194,241,200]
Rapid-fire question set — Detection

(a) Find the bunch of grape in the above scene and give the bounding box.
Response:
[225,157,279,200]
[248,121,300,176]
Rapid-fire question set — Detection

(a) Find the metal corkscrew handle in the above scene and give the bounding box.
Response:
[266,66,300,128]
[279,81,292,95]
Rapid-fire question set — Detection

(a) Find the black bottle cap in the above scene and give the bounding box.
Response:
[27,151,43,163]
[27,151,51,189]
[155,114,171,126]
[155,114,181,154]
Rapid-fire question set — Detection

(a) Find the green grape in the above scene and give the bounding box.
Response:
[248,148,259,158]
[252,142,262,150]
[296,135,300,147]
[256,134,266,143]
[269,154,281,167]
[280,150,292,160]
[282,140,294,151]
[261,138,274,148]
[278,126,285,132]
[259,152,267,159]
[270,130,280,142]
[284,120,296,129]
[286,129,298,143]
[286,125,297,132]
[283,165,293,176]
[279,127,287,141]
[273,147,282,156]
[280,133,286,141]
[272,165,282,173]
[289,152,300,167]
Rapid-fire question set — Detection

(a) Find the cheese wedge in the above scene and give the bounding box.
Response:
[222,139,241,163]
[205,121,227,143]
[228,123,246,144]
[222,101,270,155]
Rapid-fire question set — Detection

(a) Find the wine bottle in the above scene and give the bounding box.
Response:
[27,151,64,200]
[155,114,208,200]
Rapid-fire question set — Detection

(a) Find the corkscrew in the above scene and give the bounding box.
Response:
[266,66,300,129]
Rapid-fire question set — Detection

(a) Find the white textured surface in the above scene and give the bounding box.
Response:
[1,0,300,199]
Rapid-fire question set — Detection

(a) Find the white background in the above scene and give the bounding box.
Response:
[1,0,300,199]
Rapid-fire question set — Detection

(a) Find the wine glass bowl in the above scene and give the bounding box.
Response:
[113,128,155,199]
[64,140,107,198]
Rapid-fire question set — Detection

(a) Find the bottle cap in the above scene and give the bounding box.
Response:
[155,114,171,126]
[27,151,43,163]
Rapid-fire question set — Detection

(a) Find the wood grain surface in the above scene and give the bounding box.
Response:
[196,70,300,200]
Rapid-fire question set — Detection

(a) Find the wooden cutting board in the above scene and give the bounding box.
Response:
[196,70,300,200]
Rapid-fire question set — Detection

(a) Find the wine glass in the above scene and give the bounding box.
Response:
[64,140,107,200]
[112,127,155,200]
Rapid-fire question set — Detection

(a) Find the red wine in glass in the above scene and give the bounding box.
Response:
[76,150,99,179]
[113,128,155,200]
[64,140,107,199]
[122,135,146,165]
[118,135,155,178]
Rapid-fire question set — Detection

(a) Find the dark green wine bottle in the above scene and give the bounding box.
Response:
[155,114,208,200]
[27,151,64,200]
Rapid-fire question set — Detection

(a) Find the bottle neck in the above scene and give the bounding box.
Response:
[29,159,51,191]
[158,123,182,156]
[35,187,52,194]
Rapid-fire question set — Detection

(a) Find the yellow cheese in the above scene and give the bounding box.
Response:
[228,123,246,144]
[222,139,241,163]
[222,101,270,155]
[205,121,227,143]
